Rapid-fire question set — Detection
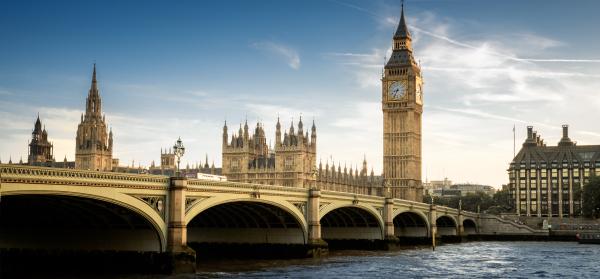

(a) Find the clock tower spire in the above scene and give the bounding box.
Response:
[382,2,423,202]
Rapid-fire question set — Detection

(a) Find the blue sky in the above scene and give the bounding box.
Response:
[2,0,600,187]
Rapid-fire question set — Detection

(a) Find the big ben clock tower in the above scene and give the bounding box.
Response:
[382,3,423,202]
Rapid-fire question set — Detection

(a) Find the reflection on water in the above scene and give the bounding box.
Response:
[186,242,600,279]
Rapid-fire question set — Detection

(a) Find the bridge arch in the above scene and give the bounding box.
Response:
[463,218,478,235]
[186,197,307,244]
[319,204,384,240]
[393,210,429,238]
[436,215,458,236]
[0,191,166,252]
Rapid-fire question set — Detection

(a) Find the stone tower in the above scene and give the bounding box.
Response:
[382,4,423,202]
[28,114,54,164]
[274,117,317,188]
[221,117,317,188]
[75,64,113,171]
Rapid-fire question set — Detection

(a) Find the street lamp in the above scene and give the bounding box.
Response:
[311,167,319,190]
[383,179,391,198]
[173,137,185,177]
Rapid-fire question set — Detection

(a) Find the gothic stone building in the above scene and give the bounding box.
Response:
[221,118,381,194]
[75,64,114,171]
[148,149,221,177]
[221,4,421,200]
[382,4,423,202]
[222,118,316,188]
[25,115,75,168]
[28,115,54,165]
[509,125,600,217]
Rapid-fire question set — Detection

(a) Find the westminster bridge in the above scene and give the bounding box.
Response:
[0,164,539,273]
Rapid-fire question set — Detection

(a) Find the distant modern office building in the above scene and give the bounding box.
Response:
[508,125,600,217]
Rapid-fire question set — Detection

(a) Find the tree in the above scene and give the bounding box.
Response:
[492,189,513,212]
[582,176,600,218]
[423,189,513,214]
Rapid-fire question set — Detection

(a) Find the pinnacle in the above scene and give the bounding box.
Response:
[394,2,411,39]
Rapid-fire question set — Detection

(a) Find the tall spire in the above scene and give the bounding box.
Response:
[394,1,411,39]
[34,113,42,133]
[90,63,99,95]
[92,63,97,84]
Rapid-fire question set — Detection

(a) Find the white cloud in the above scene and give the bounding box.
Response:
[324,6,600,186]
[251,41,301,70]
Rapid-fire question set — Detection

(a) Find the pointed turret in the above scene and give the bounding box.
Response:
[34,113,42,132]
[108,127,113,151]
[275,116,282,147]
[92,63,97,87]
[243,119,249,141]
[298,116,304,135]
[394,2,411,39]
[387,1,417,67]
[223,120,228,146]
[86,64,101,117]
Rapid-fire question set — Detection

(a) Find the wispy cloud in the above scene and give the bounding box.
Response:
[251,41,301,70]
[326,2,600,185]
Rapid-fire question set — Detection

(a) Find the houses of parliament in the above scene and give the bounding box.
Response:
[8,5,424,201]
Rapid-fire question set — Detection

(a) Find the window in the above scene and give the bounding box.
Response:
[520,170,526,178]
[562,169,569,177]
[551,169,558,178]
[584,169,590,178]
[541,169,547,178]
[531,170,537,178]
[573,169,579,177]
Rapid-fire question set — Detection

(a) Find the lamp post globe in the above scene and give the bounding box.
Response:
[173,137,185,177]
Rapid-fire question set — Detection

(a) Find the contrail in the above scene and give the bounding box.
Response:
[331,0,600,64]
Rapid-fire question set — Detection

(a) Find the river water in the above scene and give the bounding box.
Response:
[186,242,600,278]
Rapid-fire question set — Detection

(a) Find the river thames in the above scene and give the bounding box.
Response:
[187,241,600,278]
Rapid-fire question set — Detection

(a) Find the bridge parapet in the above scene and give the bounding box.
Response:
[186,178,309,196]
[0,164,169,189]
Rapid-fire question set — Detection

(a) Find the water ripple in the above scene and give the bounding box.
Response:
[188,242,600,279]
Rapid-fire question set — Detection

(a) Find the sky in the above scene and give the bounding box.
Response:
[1,0,600,187]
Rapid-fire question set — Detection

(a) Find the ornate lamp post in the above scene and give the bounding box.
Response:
[311,167,319,190]
[173,137,185,177]
[383,179,391,198]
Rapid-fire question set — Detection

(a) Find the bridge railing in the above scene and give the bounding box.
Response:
[0,164,170,188]
[186,178,310,195]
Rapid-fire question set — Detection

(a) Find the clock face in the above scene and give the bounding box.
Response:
[389,81,405,100]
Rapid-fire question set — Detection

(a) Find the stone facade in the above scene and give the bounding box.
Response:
[148,149,221,177]
[382,5,423,201]
[28,115,54,164]
[508,125,600,217]
[221,117,380,193]
[75,64,113,171]
[222,118,316,188]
